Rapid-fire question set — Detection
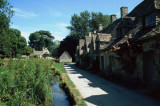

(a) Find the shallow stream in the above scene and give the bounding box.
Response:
[51,77,70,106]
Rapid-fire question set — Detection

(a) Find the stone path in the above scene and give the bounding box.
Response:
[64,63,160,106]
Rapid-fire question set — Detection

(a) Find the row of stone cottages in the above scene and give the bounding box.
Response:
[76,0,160,89]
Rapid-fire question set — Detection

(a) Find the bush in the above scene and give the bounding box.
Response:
[16,54,21,59]
[30,55,39,59]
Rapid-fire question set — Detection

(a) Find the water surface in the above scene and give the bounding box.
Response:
[51,78,70,106]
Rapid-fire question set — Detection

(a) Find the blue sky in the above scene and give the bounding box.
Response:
[8,0,143,42]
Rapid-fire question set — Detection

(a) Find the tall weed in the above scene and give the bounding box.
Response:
[0,59,54,105]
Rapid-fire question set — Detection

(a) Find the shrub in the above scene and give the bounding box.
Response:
[30,55,39,59]
[16,54,21,59]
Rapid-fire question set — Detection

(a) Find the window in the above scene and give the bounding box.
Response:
[145,13,156,27]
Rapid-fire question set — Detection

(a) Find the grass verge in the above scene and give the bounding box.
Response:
[53,62,87,106]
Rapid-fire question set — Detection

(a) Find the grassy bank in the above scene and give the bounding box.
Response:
[0,59,54,105]
[53,62,87,106]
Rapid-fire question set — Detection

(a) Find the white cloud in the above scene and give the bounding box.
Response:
[58,23,69,27]
[21,32,30,42]
[10,23,69,42]
[13,8,38,18]
[52,32,66,41]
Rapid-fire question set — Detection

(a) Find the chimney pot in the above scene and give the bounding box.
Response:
[99,24,103,31]
[110,14,117,23]
[89,32,92,37]
[121,7,128,18]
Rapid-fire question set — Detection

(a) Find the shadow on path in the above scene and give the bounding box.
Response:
[65,63,160,106]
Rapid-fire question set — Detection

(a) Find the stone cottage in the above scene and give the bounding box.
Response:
[76,0,160,88]
[59,51,72,63]
[32,47,50,58]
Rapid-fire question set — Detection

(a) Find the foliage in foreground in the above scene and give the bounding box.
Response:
[0,59,54,105]
[53,62,87,106]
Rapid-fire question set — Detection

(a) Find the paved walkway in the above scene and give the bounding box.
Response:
[64,63,160,106]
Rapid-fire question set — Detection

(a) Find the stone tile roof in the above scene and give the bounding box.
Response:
[60,51,72,59]
[33,51,43,56]
[97,33,112,42]
[117,17,135,29]
[32,47,50,56]
[128,0,159,17]
[43,48,50,55]
[99,0,160,52]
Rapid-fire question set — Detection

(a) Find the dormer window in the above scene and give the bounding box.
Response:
[145,13,156,27]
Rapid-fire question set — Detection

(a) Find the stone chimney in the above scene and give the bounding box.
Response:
[121,7,128,18]
[89,32,92,37]
[110,14,117,23]
[99,24,103,31]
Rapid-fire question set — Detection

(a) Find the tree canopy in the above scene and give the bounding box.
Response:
[0,1,29,58]
[0,0,14,34]
[29,30,54,52]
[67,11,110,39]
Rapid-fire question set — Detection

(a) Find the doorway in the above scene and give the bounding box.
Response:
[143,52,155,87]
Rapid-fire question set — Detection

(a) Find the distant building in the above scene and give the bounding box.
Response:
[59,51,72,63]
[32,47,50,58]
[21,55,29,59]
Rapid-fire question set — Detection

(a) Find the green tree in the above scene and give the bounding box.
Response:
[0,28,27,58]
[67,11,90,39]
[90,12,110,32]
[28,30,54,52]
[51,40,60,57]
[67,11,110,39]
[0,34,12,57]
[0,0,14,34]
[9,28,27,56]
[23,46,33,55]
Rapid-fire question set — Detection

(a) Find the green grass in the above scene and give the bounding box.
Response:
[53,62,87,106]
[0,59,54,105]
[53,62,66,73]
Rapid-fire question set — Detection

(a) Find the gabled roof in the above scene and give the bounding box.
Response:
[98,0,160,52]
[33,47,50,56]
[60,51,72,59]
[117,17,135,29]
[128,0,159,17]
[96,33,112,42]
[43,48,50,55]
[33,51,43,56]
